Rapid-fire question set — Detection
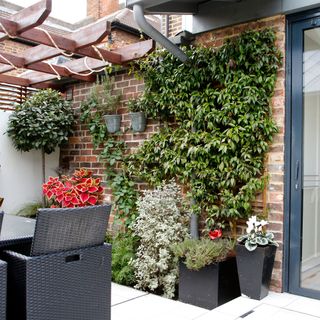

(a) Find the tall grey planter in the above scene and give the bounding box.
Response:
[129,112,146,132]
[104,114,121,133]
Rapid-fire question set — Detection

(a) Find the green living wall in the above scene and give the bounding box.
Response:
[126,29,282,230]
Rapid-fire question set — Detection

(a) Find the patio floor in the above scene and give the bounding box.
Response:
[111,283,320,320]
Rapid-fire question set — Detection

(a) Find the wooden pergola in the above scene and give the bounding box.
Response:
[0,0,154,89]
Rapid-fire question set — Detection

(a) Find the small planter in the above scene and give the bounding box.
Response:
[104,114,121,133]
[129,112,146,132]
[236,244,276,300]
[178,257,240,310]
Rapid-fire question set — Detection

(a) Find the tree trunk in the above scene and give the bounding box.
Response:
[42,149,46,206]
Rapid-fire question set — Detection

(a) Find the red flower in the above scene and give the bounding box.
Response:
[209,229,222,240]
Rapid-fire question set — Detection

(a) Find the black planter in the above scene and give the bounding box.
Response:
[178,257,240,310]
[236,244,276,300]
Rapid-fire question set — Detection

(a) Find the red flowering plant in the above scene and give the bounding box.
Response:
[43,168,103,208]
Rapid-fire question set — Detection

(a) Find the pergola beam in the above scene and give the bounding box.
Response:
[23,40,155,85]
[0,0,51,40]
[0,74,30,87]
[0,51,94,82]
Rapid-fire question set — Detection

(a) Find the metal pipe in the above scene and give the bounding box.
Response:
[133,4,188,62]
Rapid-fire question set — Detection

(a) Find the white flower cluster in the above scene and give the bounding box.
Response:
[238,215,278,251]
[246,215,268,234]
[132,181,189,298]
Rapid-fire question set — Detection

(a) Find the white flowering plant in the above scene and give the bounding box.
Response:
[237,216,279,251]
[132,181,189,298]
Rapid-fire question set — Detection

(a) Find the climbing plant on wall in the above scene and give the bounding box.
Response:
[80,74,138,228]
[127,29,282,230]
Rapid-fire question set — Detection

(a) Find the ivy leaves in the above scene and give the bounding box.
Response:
[127,29,281,227]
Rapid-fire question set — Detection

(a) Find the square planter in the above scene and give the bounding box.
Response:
[178,256,240,309]
[236,244,276,300]
[0,259,7,320]
[3,243,111,320]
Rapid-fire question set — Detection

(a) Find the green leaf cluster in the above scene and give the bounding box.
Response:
[108,231,138,286]
[127,29,282,227]
[7,89,74,154]
[171,238,235,271]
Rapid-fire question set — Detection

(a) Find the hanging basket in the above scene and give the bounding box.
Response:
[129,112,146,132]
[104,114,121,133]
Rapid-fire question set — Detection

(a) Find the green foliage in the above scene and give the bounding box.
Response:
[171,238,235,271]
[15,202,43,218]
[127,29,282,228]
[109,173,138,228]
[80,74,138,228]
[127,96,148,114]
[80,74,121,148]
[7,89,74,154]
[132,181,189,298]
[109,232,138,286]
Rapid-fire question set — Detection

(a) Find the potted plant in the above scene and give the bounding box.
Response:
[100,76,122,133]
[6,89,74,185]
[43,168,103,208]
[236,216,279,300]
[127,98,147,132]
[171,232,240,310]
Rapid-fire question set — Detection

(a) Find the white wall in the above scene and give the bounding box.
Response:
[0,110,59,214]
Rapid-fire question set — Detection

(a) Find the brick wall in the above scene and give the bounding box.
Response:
[195,15,286,292]
[59,71,158,225]
[87,0,120,20]
[161,15,183,37]
[61,15,285,291]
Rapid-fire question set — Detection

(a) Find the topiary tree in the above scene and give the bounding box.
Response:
[7,89,74,183]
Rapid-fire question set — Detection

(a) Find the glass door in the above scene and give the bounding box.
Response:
[289,17,320,299]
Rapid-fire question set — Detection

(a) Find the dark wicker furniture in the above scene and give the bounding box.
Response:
[3,205,112,320]
[0,259,7,320]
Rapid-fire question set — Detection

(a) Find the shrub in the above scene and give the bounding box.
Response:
[171,238,235,271]
[7,89,74,154]
[109,232,138,286]
[132,181,189,298]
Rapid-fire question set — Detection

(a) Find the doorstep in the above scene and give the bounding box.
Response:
[111,283,320,320]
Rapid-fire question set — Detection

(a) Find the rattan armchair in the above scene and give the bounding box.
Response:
[2,205,112,320]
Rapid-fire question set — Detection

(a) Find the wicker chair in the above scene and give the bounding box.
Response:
[0,211,3,234]
[2,205,112,320]
[0,259,6,320]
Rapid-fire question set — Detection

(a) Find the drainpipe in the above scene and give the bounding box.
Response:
[133,4,188,62]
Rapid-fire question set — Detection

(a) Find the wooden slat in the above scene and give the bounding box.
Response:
[20,28,76,52]
[0,0,51,40]
[70,20,111,49]
[0,50,94,82]
[0,75,30,87]
[29,61,96,81]
[12,0,51,33]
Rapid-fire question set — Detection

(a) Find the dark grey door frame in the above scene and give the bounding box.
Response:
[285,8,320,299]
